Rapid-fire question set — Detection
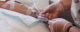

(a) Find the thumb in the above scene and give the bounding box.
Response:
[41,4,56,14]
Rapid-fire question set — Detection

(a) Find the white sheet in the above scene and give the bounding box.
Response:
[0,8,50,32]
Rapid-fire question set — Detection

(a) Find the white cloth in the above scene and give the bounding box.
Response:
[16,0,49,10]
[0,0,6,1]
[0,8,50,32]
[71,0,80,28]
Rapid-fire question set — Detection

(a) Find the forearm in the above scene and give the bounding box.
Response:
[51,0,72,18]
[60,0,72,11]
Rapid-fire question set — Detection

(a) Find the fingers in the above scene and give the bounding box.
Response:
[41,4,56,14]
[41,9,49,14]
[48,14,51,19]
[32,8,41,14]
[44,13,53,20]
[40,3,61,19]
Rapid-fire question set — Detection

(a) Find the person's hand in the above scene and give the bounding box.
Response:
[69,26,80,32]
[41,3,64,19]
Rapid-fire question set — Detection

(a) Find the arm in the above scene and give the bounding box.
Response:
[42,0,72,19]
[49,0,72,11]
[60,0,72,11]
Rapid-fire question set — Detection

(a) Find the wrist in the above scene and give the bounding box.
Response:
[69,26,80,32]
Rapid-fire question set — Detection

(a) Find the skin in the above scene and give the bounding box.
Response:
[45,0,80,32]
[69,26,80,32]
[0,1,37,17]
[41,0,72,20]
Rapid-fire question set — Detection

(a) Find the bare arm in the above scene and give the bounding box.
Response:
[60,0,72,11]
[42,0,72,19]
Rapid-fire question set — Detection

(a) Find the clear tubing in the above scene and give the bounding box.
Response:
[37,14,48,22]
